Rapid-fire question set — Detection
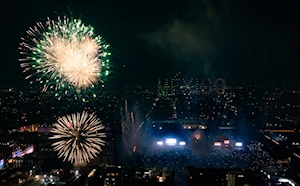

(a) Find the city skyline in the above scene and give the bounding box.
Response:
[0,1,300,185]
[1,82,299,185]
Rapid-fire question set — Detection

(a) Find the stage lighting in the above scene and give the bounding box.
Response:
[224,140,230,144]
[166,138,177,145]
[157,141,163,145]
[214,142,221,146]
[179,141,186,146]
[235,142,243,147]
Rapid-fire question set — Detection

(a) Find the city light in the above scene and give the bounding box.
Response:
[235,142,243,147]
[0,159,4,170]
[12,144,34,158]
[224,140,230,144]
[194,134,201,140]
[166,138,177,146]
[278,178,296,186]
[179,141,186,146]
[157,141,163,145]
[88,169,97,178]
[214,142,221,146]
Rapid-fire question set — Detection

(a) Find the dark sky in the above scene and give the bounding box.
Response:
[1,0,300,88]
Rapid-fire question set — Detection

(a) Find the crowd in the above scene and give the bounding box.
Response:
[138,141,278,186]
[248,141,276,169]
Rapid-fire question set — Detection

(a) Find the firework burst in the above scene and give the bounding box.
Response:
[49,111,106,164]
[19,16,111,98]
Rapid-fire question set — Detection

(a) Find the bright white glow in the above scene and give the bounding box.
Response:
[179,141,186,146]
[75,170,79,175]
[265,135,279,145]
[44,175,46,178]
[224,140,230,144]
[200,126,206,129]
[157,141,163,145]
[235,142,243,147]
[279,178,289,182]
[26,148,34,154]
[294,153,300,159]
[214,142,221,146]
[88,169,97,178]
[49,111,106,164]
[166,138,177,145]
[19,17,110,90]
[278,178,296,186]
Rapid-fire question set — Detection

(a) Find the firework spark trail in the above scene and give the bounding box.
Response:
[122,99,132,136]
[124,99,130,129]
[125,99,128,112]
[133,98,159,137]
[19,16,111,96]
[130,112,136,132]
[134,121,144,136]
[49,111,106,164]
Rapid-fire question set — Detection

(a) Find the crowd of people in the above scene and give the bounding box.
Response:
[248,141,277,169]
[137,141,278,186]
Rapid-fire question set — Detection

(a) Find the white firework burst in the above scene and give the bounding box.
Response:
[49,111,106,164]
[19,16,111,92]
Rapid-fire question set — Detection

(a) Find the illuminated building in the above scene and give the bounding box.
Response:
[87,165,175,186]
[188,167,265,186]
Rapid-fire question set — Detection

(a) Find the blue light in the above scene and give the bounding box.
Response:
[235,142,243,147]
[179,141,186,146]
[157,141,163,145]
[166,138,177,145]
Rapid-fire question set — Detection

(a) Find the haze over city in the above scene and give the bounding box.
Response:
[0,0,300,186]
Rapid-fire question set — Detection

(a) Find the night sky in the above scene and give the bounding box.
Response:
[1,0,300,88]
